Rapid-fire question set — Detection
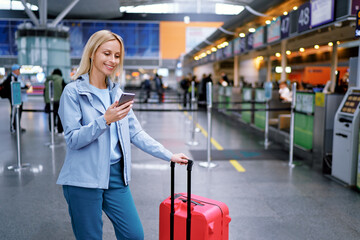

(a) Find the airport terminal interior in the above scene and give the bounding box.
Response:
[1,0,360,239]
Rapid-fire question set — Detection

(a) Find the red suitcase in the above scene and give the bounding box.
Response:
[159,160,231,240]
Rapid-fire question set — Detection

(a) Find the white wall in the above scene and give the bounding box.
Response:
[238,57,259,86]
[193,62,215,80]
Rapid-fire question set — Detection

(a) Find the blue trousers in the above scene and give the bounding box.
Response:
[63,162,144,240]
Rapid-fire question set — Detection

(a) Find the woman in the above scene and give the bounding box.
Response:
[57,30,189,240]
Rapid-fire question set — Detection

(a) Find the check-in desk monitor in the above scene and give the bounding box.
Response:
[332,88,360,185]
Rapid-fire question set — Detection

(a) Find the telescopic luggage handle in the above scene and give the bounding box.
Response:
[170,160,194,240]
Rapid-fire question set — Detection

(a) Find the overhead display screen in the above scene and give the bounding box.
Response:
[253,26,264,48]
[341,94,360,114]
[311,0,334,28]
[267,17,281,43]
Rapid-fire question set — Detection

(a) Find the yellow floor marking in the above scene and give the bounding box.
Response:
[211,138,224,151]
[197,120,245,172]
[195,124,223,150]
[185,112,244,172]
[196,123,207,137]
[229,160,246,172]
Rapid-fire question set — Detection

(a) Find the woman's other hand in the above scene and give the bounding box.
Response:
[104,100,133,125]
[171,153,190,165]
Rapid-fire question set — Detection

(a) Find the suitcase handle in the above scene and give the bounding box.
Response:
[179,198,204,206]
[170,159,193,240]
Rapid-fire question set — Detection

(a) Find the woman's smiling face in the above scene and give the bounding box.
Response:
[92,39,121,78]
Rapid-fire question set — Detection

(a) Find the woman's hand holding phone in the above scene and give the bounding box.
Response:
[104,100,133,125]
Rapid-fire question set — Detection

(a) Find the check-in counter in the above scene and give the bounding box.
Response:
[241,87,254,124]
[313,92,343,172]
[254,88,266,129]
[294,91,315,150]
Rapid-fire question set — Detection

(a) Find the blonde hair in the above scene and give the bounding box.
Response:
[72,30,125,82]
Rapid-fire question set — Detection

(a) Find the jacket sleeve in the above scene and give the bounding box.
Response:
[59,85,109,150]
[128,110,173,161]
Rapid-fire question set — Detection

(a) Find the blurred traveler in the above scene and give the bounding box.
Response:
[180,75,190,107]
[154,73,164,103]
[2,64,29,133]
[219,72,229,87]
[198,73,213,108]
[279,80,292,102]
[57,30,189,240]
[335,71,349,94]
[44,68,65,134]
[140,73,151,103]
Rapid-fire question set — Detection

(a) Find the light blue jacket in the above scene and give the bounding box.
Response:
[57,73,173,189]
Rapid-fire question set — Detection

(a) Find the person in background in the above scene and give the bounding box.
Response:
[180,74,190,107]
[279,80,292,102]
[141,73,151,103]
[336,71,349,94]
[198,73,213,108]
[154,73,164,103]
[57,30,189,240]
[219,72,229,87]
[44,68,65,134]
[2,64,29,133]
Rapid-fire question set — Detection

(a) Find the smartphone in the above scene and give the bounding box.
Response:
[117,93,135,106]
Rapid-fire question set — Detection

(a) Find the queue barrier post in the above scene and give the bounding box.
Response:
[45,80,63,148]
[264,100,270,150]
[49,80,55,148]
[187,81,198,146]
[199,82,217,168]
[7,81,30,171]
[264,82,273,150]
[289,82,297,167]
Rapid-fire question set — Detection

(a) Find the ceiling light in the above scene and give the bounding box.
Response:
[299,48,305,52]
[337,41,340,45]
[275,52,281,57]
[206,50,211,55]
[239,33,245,38]
[249,28,256,33]
[265,20,271,25]
[328,42,333,46]
[293,6,298,10]
[286,50,291,55]
[283,11,288,16]
[314,45,319,49]
[194,56,199,61]
[211,47,217,52]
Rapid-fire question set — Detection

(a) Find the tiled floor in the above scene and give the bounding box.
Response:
[0,95,360,240]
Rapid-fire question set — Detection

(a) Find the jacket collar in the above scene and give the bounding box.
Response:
[76,73,120,114]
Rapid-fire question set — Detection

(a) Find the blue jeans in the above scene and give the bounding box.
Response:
[63,162,144,240]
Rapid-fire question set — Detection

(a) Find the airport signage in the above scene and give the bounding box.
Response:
[253,26,264,48]
[233,38,241,55]
[11,82,21,106]
[223,41,233,58]
[267,17,281,43]
[246,33,254,50]
[239,37,246,53]
[311,0,334,28]
[298,2,311,33]
[280,15,290,39]
[356,10,360,38]
[351,0,360,15]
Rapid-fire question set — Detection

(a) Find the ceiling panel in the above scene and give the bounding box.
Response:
[27,0,258,19]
